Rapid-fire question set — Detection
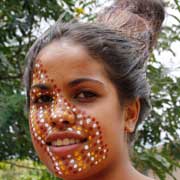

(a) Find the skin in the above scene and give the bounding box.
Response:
[29,38,154,180]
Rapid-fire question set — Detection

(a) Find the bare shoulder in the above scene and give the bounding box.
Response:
[131,166,155,180]
[139,174,155,180]
[134,170,155,180]
[144,177,155,180]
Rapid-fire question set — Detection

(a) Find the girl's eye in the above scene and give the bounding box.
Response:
[73,90,98,102]
[33,95,53,104]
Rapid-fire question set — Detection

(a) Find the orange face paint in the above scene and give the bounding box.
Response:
[29,60,109,178]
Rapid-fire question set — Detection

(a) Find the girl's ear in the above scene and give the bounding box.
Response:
[124,98,140,133]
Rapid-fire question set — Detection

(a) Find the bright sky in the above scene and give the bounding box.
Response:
[155,3,180,77]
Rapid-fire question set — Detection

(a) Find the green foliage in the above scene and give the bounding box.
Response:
[133,148,179,180]
[0,94,36,160]
[0,0,180,179]
[0,159,60,180]
[135,61,180,147]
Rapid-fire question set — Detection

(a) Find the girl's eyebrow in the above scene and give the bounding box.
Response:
[30,83,51,91]
[30,79,104,92]
[68,78,104,88]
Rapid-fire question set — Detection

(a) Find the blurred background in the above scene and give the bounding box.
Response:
[0,0,179,180]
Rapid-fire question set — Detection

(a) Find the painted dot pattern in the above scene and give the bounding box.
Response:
[29,60,109,177]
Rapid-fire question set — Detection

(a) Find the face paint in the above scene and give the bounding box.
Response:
[29,60,109,178]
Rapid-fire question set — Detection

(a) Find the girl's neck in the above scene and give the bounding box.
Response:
[66,160,152,180]
[86,160,133,180]
[65,159,134,180]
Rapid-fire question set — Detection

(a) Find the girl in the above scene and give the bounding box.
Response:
[23,0,165,179]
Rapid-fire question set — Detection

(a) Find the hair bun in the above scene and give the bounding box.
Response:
[96,0,165,51]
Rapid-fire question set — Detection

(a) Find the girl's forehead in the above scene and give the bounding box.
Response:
[32,40,108,87]
[36,39,87,64]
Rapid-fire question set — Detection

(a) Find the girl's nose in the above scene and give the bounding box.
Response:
[50,108,76,129]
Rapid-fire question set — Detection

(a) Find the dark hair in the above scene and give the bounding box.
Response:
[23,0,165,145]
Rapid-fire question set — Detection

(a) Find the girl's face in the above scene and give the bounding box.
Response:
[29,39,130,179]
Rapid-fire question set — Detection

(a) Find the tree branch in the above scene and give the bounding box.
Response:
[3,161,45,171]
[0,74,22,80]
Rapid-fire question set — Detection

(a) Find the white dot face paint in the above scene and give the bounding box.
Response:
[29,60,109,179]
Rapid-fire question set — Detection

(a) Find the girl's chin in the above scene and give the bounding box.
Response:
[47,159,107,180]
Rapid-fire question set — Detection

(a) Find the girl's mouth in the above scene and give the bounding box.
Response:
[50,138,86,147]
[45,131,87,157]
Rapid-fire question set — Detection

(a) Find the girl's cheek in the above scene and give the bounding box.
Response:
[29,61,110,178]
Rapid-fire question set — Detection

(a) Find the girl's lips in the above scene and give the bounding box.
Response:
[45,131,87,157]
[45,131,87,143]
[49,143,83,157]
